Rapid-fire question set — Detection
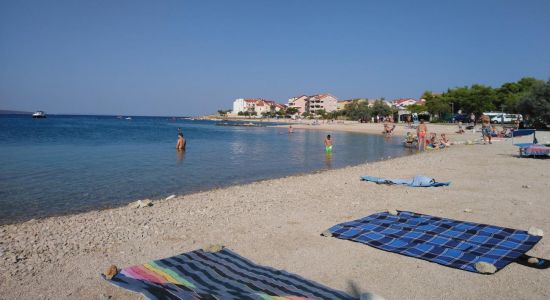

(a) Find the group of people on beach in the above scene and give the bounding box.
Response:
[404,120,451,150]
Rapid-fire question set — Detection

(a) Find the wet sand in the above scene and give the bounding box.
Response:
[0,123,549,300]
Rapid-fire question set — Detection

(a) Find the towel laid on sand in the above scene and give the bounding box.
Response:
[360,175,450,187]
[103,247,356,300]
[324,211,542,274]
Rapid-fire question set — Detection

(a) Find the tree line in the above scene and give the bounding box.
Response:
[422,77,549,126]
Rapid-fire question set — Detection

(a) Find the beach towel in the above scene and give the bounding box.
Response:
[360,175,450,187]
[324,211,542,274]
[522,144,550,156]
[103,247,357,300]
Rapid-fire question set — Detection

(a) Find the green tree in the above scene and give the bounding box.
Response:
[343,100,371,120]
[237,111,244,116]
[517,78,550,127]
[286,107,299,115]
[371,100,391,117]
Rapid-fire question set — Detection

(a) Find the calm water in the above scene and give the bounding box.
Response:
[0,115,412,224]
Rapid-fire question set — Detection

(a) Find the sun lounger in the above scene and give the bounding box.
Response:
[323,211,542,274]
[103,247,357,300]
[360,175,450,187]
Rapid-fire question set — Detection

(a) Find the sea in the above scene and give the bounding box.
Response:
[0,115,413,224]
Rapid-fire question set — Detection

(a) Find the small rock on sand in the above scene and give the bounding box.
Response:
[360,292,385,300]
[131,200,153,209]
[527,257,539,264]
[387,209,398,216]
[463,208,473,213]
[528,226,544,237]
[475,262,496,274]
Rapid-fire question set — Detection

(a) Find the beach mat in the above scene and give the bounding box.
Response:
[324,211,542,274]
[103,247,357,300]
[360,175,450,187]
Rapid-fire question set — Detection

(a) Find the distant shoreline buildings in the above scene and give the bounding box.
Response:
[229,94,426,121]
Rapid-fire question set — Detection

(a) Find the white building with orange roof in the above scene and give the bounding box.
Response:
[232,98,285,116]
[287,95,308,114]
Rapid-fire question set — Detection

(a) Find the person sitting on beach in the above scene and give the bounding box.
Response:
[383,123,396,136]
[324,135,333,153]
[440,133,451,147]
[428,132,440,148]
[456,121,465,134]
[405,132,415,145]
[176,132,186,151]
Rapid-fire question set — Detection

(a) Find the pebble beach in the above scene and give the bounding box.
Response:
[1,123,549,300]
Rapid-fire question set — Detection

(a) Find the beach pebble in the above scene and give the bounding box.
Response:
[98,293,111,300]
[522,185,530,189]
[475,262,496,274]
[103,265,118,280]
[165,195,176,200]
[387,209,399,216]
[528,227,544,237]
[463,208,473,213]
[203,244,223,253]
[360,292,385,300]
[528,257,539,264]
[131,200,153,209]
[321,230,333,237]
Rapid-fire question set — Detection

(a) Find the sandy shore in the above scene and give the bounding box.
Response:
[1,124,549,300]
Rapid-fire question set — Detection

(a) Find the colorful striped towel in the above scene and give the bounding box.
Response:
[103,247,357,300]
[324,211,542,274]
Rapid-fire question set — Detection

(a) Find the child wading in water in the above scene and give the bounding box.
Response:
[324,135,333,153]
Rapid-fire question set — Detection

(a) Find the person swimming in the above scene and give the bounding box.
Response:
[324,134,333,153]
[176,132,186,151]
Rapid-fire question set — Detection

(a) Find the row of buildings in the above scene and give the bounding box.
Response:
[230,94,425,117]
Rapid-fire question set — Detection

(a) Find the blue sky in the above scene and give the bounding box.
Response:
[1,0,549,116]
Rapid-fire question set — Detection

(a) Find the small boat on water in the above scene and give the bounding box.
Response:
[125,117,132,120]
[32,111,47,118]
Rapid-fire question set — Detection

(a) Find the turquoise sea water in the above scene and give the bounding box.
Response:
[0,115,412,224]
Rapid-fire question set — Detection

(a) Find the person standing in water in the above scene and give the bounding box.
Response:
[176,132,186,151]
[324,134,333,153]
[416,119,427,150]
[288,125,294,133]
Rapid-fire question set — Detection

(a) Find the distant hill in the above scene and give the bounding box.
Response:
[0,109,32,115]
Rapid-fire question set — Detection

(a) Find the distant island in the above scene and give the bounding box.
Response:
[0,109,32,115]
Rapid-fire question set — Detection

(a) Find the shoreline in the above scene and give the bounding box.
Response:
[0,129,412,227]
[0,125,549,299]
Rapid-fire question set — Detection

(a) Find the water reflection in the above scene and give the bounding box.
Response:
[325,153,332,169]
[176,150,186,165]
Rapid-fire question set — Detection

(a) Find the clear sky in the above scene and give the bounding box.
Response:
[1,0,549,116]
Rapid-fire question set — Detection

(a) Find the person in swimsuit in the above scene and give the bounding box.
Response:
[480,114,492,144]
[288,125,294,133]
[440,133,451,147]
[176,132,186,151]
[324,135,333,153]
[416,119,427,150]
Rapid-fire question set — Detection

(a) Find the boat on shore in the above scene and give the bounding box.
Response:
[32,111,47,118]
